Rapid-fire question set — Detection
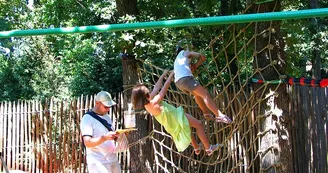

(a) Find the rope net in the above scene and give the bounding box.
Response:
[133,2,304,173]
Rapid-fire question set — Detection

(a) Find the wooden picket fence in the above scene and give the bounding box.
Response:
[290,86,328,173]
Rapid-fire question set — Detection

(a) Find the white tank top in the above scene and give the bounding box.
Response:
[174,50,193,82]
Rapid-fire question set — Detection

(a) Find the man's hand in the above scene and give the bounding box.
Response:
[104,131,120,140]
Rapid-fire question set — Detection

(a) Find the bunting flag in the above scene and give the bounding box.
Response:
[251,77,328,88]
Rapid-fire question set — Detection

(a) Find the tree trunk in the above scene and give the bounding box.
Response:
[309,0,321,79]
[115,0,138,16]
[220,0,229,16]
[252,1,293,173]
[121,56,152,173]
[116,1,152,172]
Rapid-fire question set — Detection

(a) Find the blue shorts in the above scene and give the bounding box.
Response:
[175,76,200,93]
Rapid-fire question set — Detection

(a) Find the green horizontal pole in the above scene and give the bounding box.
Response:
[1,8,328,38]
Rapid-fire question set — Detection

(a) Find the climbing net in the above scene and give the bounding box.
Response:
[132,2,327,173]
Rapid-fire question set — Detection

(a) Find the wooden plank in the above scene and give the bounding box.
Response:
[81,95,87,173]
[58,100,63,172]
[19,101,24,171]
[0,102,4,172]
[7,101,12,169]
[300,86,310,172]
[31,100,35,173]
[294,86,304,173]
[4,101,8,171]
[292,86,297,173]
[53,100,59,173]
[49,98,53,173]
[326,87,328,172]
[68,100,73,169]
[292,86,299,173]
[326,88,328,171]
[76,96,82,173]
[63,101,68,170]
[34,100,39,173]
[42,100,48,173]
[18,101,22,170]
[28,101,33,172]
[13,101,17,170]
[73,99,79,173]
[120,91,127,171]
[66,100,70,171]
[317,88,327,172]
[23,101,28,171]
[71,99,77,173]
[43,100,49,173]
[309,87,318,172]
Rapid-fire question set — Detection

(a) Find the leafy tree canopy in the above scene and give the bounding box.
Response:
[0,0,327,101]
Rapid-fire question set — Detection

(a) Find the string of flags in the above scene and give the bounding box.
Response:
[251,77,328,88]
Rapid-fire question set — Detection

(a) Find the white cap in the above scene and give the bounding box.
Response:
[95,91,116,107]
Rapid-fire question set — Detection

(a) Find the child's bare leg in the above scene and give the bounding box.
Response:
[192,85,231,123]
[194,95,214,120]
[190,134,198,149]
[192,85,222,117]
[194,95,208,113]
[185,113,210,149]
[191,134,201,155]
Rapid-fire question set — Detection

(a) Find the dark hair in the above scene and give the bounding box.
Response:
[131,84,150,110]
[176,46,184,56]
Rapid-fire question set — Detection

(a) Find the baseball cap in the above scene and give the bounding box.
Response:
[95,91,116,107]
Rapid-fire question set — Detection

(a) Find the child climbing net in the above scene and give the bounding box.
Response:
[131,70,221,156]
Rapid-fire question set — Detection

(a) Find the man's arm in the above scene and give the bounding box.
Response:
[83,131,119,148]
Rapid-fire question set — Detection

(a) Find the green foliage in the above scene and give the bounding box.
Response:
[0,0,28,30]
[35,0,116,26]
[282,1,328,78]
[0,55,22,100]
[0,0,253,101]
[1,36,67,100]
[1,0,327,102]
[60,35,123,96]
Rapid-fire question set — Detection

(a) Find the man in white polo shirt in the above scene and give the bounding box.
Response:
[80,91,121,173]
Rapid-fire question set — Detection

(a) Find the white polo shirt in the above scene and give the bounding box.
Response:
[80,113,118,164]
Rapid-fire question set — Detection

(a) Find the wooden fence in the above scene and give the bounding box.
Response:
[0,86,327,172]
[290,86,328,173]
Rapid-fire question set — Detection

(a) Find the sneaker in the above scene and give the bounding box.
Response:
[215,115,232,124]
[193,143,203,155]
[194,147,201,155]
[205,144,222,156]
